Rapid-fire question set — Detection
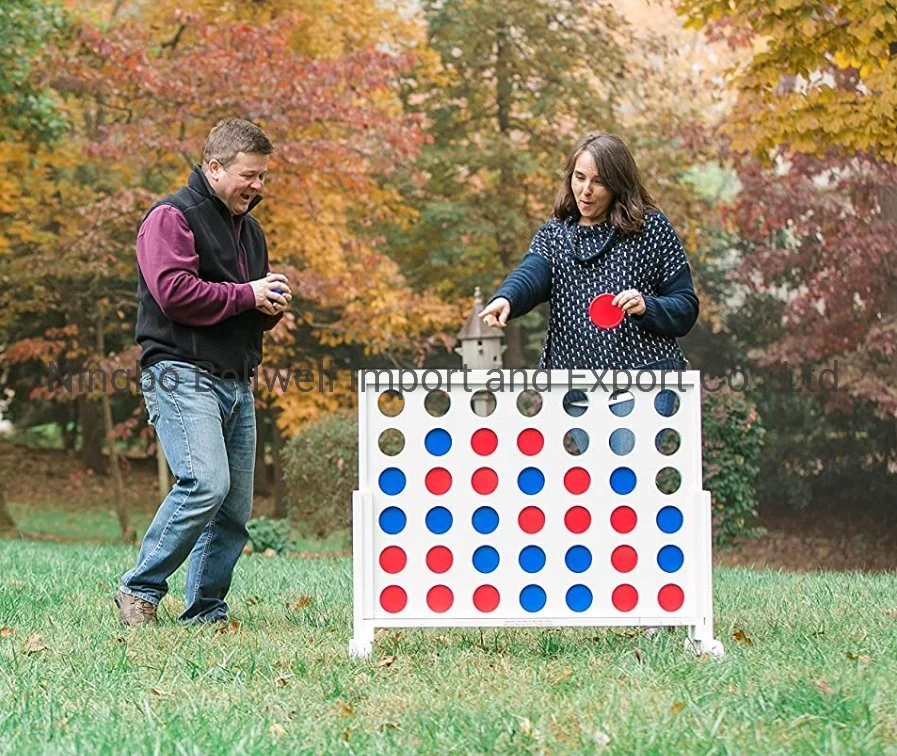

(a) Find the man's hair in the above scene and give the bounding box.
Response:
[202,118,274,168]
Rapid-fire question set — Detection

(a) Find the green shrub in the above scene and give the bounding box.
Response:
[246,516,293,555]
[282,411,357,538]
[702,387,766,545]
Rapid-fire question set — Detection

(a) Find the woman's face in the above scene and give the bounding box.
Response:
[571,150,612,225]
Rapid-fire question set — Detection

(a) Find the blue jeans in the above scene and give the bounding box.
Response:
[120,360,256,623]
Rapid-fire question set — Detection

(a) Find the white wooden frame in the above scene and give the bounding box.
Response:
[349,370,723,659]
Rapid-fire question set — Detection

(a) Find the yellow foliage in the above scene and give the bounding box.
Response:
[675,0,897,160]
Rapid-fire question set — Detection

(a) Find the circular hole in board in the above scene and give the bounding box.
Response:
[378,428,405,456]
[377,390,404,417]
[470,390,497,417]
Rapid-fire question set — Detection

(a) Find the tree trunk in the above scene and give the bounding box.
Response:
[57,401,78,452]
[0,482,16,536]
[79,397,106,473]
[253,406,271,495]
[96,311,134,543]
[272,415,286,519]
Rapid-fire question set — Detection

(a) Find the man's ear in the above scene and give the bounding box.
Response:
[207,159,221,180]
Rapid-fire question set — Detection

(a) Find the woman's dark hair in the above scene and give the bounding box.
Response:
[554,133,659,234]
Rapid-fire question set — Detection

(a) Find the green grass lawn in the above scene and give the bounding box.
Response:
[6,502,349,554]
[2,540,897,754]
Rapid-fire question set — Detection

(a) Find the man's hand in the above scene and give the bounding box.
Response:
[478,297,511,329]
[613,289,646,317]
[251,273,292,316]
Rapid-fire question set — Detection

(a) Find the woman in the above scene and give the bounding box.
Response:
[479,133,699,372]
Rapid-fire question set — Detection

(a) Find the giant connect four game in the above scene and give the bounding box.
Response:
[349,369,723,658]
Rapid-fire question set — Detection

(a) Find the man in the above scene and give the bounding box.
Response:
[116,118,291,626]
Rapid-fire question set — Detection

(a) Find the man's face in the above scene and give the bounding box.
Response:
[207,152,269,215]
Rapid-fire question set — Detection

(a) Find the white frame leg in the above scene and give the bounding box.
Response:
[685,490,724,658]
[348,491,375,658]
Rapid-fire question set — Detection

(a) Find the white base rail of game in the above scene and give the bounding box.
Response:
[349,369,724,659]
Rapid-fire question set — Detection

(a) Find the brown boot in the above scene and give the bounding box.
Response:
[115,591,159,627]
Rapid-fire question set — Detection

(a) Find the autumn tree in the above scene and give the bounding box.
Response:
[676,0,897,420]
[9,2,456,446]
[0,0,74,535]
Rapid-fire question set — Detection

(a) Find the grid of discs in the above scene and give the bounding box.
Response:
[369,382,691,619]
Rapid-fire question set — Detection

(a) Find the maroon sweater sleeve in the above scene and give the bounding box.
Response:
[136,205,256,327]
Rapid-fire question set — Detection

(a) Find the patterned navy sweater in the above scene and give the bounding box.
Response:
[490,211,699,370]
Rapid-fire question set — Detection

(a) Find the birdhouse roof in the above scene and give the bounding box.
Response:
[457,287,504,341]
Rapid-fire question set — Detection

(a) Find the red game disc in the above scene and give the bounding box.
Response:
[589,293,624,329]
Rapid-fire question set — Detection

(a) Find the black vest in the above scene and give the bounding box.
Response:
[135,166,269,379]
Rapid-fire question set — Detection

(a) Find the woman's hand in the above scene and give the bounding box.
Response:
[613,289,646,317]
[479,297,511,328]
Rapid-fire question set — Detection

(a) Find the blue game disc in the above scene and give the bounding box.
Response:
[424,428,452,456]
[472,506,499,534]
[610,467,637,495]
[378,467,406,496]
[564,545,592,573]
[425,506,453,535]
[519,545,546,573]
[517,467,545,495]
[378,506,406,535]
[657,545,684,573]
[656,506,684,534]
[472,545,500,574]
[519,584,547,612]
[566,584,593,612]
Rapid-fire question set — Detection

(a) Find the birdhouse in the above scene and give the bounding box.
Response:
[455,287,505,370]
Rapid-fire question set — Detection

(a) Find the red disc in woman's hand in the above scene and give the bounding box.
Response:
[589,293,624,329]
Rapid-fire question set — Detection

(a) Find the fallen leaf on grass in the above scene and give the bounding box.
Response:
[24,634,47,655]
[275,675,291,688]
[669,702,685,715]
[269,723,286,737]
[519,717,540,739]
[0,627,13,638]
[7,580,24,588]
[342,728,351,741]
[551,668,573,685]
[291,595,313,610]
[846,652,870,664]
[733,630,754,648]
[216,620,241,635]
[887,609,897,619]
[592,729,611,747]
[336,700,355,716]
[244,595,263,606]
[263,548,278,558]
[377,655,396,669]
[150,688,171,697]
[813,679,834,695]
[634,648,645,664]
